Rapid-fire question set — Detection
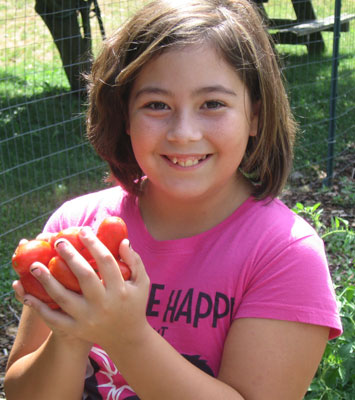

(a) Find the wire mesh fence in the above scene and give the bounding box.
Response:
[0,0,354,301]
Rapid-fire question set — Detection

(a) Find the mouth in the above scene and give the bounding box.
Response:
[164,154,209,167]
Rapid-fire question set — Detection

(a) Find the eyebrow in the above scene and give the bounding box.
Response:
[133,87,172,100]
[133,85,237,100]
[193,85,237,97]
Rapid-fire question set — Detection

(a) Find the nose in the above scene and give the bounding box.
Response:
[166,109,202,143]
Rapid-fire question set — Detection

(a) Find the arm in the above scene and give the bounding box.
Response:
[102,310,328,400]
[7,228,328,399]
[4,289,91,400]
[218,318,329,399]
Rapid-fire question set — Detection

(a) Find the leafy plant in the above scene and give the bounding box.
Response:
[306,283,355,399]
[333,177,355,208]
[292,203,355,399]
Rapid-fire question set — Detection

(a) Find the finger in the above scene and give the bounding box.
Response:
[18,238,28,245]
[13,279,25,296]
[12,280,26,304]
[28,261,85,314]
[36,232,57,242]
[22,293,76,332]
[119,239,149,285]
[78,227,124,289]
[54,238,105,300]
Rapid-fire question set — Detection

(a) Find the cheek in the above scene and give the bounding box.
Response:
[206,117,248,144]
[129,116,167,149]
[130,140,148,175]
[130,128,151,150]
[129,118,148,146]
[129,125,157,170]
[130,134,146,161]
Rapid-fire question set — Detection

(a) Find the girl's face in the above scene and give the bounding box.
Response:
[127,44,259,204]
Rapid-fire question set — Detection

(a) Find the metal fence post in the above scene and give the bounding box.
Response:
[324,0,342,187]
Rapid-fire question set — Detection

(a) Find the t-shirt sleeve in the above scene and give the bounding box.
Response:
[234,232,342,340]
[42,186,126,234]
[42,201,72,233]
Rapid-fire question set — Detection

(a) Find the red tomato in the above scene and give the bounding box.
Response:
[48,256,81,293]
[11,217,129,307]
[12,240,56,276]
[97,217,128,258]
[88,258,131,281]
[79,247,92,261]
[50,227,92,260]
[87,258,100,275]
[21,273,60,310]
[50,227,84,252]
[117,259,131,281]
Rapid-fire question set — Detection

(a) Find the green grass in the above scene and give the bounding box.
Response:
[282,48,354,173]
[261,0,355,176]
[0,0,144,292]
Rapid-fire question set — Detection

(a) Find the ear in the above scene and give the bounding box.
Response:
[249,100,261,137]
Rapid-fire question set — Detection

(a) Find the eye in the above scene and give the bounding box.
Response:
[144,101,169,110]
[202,100,226,110]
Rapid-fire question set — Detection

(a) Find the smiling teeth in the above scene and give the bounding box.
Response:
[171,155,207,167]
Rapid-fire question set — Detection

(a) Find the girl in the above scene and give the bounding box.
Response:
[5,0,342,399]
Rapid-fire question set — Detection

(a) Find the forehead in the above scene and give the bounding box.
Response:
[130,43,246,95]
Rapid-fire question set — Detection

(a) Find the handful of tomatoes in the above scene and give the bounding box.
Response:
[12,217,130,309]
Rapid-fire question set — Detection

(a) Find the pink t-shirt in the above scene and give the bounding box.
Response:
[44,185,342,399]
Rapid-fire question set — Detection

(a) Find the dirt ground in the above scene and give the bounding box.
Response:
[0,153,353,398]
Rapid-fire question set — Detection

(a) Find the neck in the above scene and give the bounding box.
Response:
[138,174,253,240]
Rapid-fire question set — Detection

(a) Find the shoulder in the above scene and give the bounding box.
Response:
[43,185,131,233]
[237,197,327,275]
[248,197,315,233]
[189,196,325,271]
[219,196,321,253]
[232,198,342,339]
[248,197,320,245]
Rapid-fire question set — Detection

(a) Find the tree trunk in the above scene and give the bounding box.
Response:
[35,0,92,93]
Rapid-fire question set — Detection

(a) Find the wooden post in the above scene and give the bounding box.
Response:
[325,0,342,187]
[291,0,325,53]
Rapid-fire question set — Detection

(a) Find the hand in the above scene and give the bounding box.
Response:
[16,227,151,348]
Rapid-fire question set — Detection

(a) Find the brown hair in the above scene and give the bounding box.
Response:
[86,0,297,199]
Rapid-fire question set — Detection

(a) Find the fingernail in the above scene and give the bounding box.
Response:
[55,239,67,249]
[30,267,41,277]
[23,298,32,307]
[122,238,131,249]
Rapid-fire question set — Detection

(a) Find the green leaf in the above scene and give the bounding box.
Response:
[338,343,353,358]
[324,367,341,387]
[312,202,321,211]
